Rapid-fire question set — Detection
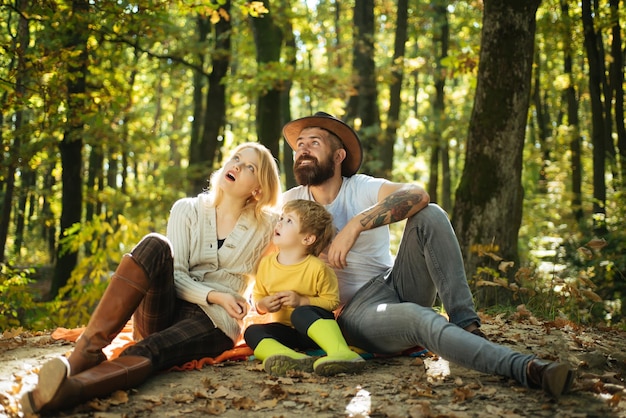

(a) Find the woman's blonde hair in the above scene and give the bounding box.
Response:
[208,142,281,219]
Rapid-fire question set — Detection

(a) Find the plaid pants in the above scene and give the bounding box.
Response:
[119,233,233,371]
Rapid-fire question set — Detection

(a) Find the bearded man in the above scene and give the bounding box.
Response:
[281,112,574,398]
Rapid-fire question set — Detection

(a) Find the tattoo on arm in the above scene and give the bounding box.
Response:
[360,189,424,228]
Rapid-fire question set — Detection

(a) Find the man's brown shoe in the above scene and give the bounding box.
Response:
[527,359,574,398]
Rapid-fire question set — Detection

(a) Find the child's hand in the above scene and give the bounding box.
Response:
[275,290,307,308]
[257,294,283,313]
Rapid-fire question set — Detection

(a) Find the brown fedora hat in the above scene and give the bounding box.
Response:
[283,112,363,177]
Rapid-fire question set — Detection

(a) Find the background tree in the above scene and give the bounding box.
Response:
[560,0,584,223]
[380,0,409,180]
[345,0,381,175]
[188,4,232,195]
[0,0,29,263]
[50,0,90,298]
[581,0,611,235]
[250,0,283,158]
[452,0,541,306]
[428,0,451,209]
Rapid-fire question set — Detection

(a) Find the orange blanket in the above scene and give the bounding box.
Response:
[50,321,253,371]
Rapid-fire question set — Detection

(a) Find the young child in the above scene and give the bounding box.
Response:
[244,199,364,376]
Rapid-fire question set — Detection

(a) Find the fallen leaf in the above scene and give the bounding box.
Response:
[211,385,236,399]
[197,399,226,415]
[452,386,474,402]
[253,398,279,410]
[231,396,256,410]
[172,392,194,403]
[586,238,608,250]
[136,395,163,404]
[100,390,129,406]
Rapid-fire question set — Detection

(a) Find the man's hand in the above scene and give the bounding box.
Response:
[327,218,361,269]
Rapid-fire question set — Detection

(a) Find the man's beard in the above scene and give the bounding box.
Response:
[294,155,335,186]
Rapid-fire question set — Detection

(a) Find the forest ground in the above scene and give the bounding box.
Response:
[2,307,626,418]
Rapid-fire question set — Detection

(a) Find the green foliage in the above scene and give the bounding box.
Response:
[48,213,153,329]
[5,213,154,331]
[0,264,37,332]
[470,216,626,327]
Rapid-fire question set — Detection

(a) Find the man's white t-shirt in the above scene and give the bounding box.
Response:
[283,174,394,306]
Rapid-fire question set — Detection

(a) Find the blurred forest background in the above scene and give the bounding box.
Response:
[1,0,625,333]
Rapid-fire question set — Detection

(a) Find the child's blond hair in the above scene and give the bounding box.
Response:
[282,200,335,256]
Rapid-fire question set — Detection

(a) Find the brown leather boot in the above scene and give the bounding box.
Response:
[527,359,574,398]
[67,255,149,376]
[21,355,152,414]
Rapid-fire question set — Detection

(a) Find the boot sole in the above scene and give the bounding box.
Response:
[264,355,316,376]
[21,357,69,414]
[543,363,574,398]
[314,358,365,376]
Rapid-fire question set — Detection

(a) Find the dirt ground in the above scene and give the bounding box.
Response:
[2,307,626,418]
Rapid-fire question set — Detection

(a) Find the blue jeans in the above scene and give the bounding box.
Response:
[336,204,533,386]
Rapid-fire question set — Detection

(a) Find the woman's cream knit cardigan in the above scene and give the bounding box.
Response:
[167,193,276,343]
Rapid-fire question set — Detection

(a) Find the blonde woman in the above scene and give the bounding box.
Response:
[22,142,281,414]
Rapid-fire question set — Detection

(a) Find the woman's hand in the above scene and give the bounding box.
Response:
[207,291,248,320]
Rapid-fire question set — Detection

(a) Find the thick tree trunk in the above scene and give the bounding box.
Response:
[345,0,380,175]
[251,0,283,159]
[50,0,89,299]
[188,15,209,195]
[581,0,608,234]
[560,0,583,222]
[452,0,540,307]
[380,0,408,179]
[189,3,232,195]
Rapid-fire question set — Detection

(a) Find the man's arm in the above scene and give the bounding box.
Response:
[327,182,430,269]
[361,182,430,228]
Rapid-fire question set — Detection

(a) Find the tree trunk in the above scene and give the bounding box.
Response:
[345,0,380,175]
[428,143,439,202]
[0,0,29,262]
[41,167,57,262]
[85,143,104,225]
[581,0,608,234]
[452,0,540,307]
[431,0,450,209]
[609,0,626,186]
[50,0,89,299]
[188,15,208,195]
[560,0,583,222]
[281,15,296,190]
[531,47,552,194]
[14,168,35,255]
[380,0,408,179]
[251,0,283,159]
[189,3,232,195]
